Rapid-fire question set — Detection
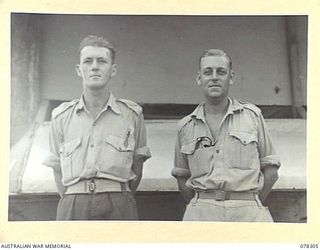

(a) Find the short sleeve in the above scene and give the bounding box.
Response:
[133,112,151,162]
[257,114,281,170]
[42,117,62,171]
[171,132,191,178]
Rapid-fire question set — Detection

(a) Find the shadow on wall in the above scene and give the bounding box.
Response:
[11,14,41,145]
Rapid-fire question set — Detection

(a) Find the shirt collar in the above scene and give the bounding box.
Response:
[76,95,86,112]
[190,97,244,121]
[76,92,121,115]
[227,97,244,114]
[190,102,206,121]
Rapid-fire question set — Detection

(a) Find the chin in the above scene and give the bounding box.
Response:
[86,81,108,90]
[207,92,222,98]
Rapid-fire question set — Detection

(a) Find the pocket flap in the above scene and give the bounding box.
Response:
[106,134,134,151]
[229,131,257,145]
[181,141,197,154]
[62,137,82,156]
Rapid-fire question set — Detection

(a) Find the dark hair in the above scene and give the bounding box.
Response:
[199,49,232,69]
[79,35,116,63]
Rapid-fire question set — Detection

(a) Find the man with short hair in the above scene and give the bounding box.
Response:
[172,49,280,222]
[44,35,151,220]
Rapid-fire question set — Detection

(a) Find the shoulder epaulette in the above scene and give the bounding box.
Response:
[177,115,193,132]
[117,99,142,115]
[52,99,79,119]
[241,102,261,116]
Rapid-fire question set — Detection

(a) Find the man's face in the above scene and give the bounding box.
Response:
[76,46,117,91]
[197,55,234,100]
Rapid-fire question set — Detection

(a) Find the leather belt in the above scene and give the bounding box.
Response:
[65,178,131,195]
[197,190,257,201]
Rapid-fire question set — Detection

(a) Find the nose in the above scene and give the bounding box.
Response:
[211,70,218,80]
[91,60,98,70]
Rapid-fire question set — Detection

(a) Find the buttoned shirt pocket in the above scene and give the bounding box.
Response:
[99,133,135,179]
[60,137,82,181]
[228,131,258,169]
[181,141,213,178]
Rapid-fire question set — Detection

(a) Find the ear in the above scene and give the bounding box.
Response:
[111,64,118,78]
[75,64,82,77]
[196,72,201,86]
[229,70,235,85]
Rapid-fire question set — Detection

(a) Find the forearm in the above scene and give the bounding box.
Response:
[129,174,142,194]
[260,165,279,202]
[177,177,195,203]
[130,160,144,194]
[53,169,67,197]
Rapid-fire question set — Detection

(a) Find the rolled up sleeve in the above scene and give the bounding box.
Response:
[257,114,281,170]
[43,117,62,171]
[133,112,151,162]
[260,155,281,169]
[43,152,60,170]
[135,146,151,160]
[172,133,191,178]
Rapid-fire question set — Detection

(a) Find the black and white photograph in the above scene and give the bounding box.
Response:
[9,13,307,223]
[3,0,320,245]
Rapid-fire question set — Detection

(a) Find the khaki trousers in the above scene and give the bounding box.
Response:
[56,192,138,220]
[183,195,274,222]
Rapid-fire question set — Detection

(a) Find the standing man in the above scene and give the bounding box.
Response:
[44,35,151,220]
[172,49,280,222]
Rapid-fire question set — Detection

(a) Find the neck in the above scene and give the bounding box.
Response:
[83,87,110,110]
[204,96,229,115]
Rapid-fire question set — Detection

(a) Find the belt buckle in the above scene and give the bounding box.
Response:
[89,179,96,193]
[215,190,228,201]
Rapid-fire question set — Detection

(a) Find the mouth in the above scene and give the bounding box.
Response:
[208,85,221,89]
[90,75,101,78]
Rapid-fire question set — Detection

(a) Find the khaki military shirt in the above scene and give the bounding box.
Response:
[44,93,151,186]
[172,98,280,192]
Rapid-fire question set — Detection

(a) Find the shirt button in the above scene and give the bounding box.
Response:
[90,144,94,148]
[216,149,220,153]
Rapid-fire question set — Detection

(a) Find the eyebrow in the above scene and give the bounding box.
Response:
[203,66,227,70]
[82,56,108,60]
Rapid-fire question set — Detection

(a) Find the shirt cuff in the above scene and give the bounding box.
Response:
[42,153,60,171]
[171,167,191,178]
[134,146,151,162]
[260,155,281,169]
